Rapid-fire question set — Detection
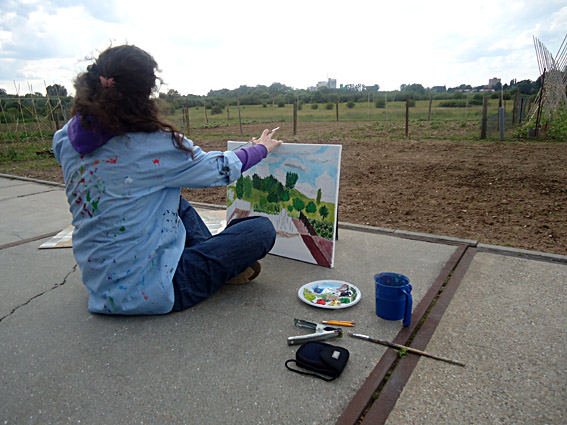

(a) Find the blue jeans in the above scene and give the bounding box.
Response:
[171,197,276,311]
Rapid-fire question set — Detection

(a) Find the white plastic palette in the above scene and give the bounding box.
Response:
[298,280,361,309]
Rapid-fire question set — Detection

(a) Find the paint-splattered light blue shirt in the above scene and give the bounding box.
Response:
[53,120,242,315]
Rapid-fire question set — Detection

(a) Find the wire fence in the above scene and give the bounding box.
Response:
[0,82,536,144]
[171,96,531,140]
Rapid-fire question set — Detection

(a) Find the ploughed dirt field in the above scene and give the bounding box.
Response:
[9,121,567,255]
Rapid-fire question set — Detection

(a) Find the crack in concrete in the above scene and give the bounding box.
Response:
[0,263,78,322]
[0,188,59,203]
[17,189,60,198]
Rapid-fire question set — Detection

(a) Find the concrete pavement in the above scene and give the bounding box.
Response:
[1,175,565,425]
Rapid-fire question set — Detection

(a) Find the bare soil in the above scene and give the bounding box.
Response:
[7,121,566,255]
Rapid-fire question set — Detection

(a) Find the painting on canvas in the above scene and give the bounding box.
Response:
[227,142,342,268]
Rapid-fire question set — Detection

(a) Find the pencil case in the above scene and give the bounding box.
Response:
[285,341,349,381]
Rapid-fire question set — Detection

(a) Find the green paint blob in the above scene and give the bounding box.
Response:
[119,226,126,232]
[303,288,316,302]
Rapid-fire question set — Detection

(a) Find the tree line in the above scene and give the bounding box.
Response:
[1,77,544,123]
[157,78,543,112]
[235,171,330,221]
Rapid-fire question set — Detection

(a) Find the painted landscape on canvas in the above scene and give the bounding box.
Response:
[227,142,342,268]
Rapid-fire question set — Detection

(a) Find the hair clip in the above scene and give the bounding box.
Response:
[99,76,115,89]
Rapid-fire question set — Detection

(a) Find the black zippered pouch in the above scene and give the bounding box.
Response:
[285,341,349,381]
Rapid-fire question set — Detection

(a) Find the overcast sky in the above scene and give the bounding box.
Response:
[1,0,566,97]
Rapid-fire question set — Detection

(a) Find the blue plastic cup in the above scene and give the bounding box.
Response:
[374,273,412,327]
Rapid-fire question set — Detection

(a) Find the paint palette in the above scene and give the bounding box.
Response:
[298,280,361,309]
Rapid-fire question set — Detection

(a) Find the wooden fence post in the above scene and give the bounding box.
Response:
[480,97,488,139]
[499,106,505,141]
[237,98,243,135]
[226,105,230,121]
[336,100,339,122]
[184,105,190,137]
[512,92,519,125]
[427,95,432,121]
[293,101,298,135]
[497,97,502,132]
[405,95,409,137]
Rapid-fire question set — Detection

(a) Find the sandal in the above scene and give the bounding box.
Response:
[226,261,262,285]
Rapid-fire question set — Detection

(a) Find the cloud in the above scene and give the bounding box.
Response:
[273,167,286,185]
[251,163,270,179]
[1,0,121,23]
[293,173,338,204]
[283,158,308,173]
[1,0,566,95]
[316,171,337,203]
[295,182,316,200]
[0,4,113,61]
[0,1,124,92]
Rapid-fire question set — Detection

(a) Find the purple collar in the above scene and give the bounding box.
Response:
[68,115,115,154]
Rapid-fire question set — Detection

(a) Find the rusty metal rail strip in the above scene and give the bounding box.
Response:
[356,247,476,425]
[336,244,471,425]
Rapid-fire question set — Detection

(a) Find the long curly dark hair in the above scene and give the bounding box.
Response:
[72,45,192,155]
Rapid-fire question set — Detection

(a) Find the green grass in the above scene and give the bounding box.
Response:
[166,99,505,129]
[0,139,54,164]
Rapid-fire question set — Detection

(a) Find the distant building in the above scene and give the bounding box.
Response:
[311,78,336,90]
[488,78,501,88]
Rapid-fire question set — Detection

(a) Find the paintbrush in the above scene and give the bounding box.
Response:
[349,333,465,367]
[230,127,280,151]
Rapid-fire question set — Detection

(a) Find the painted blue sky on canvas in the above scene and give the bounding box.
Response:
[244,143,341,203]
